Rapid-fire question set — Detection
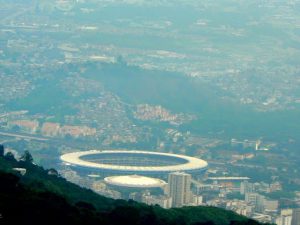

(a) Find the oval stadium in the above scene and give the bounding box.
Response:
[60,150,208,177]
[104,175,167,199]
[104,175,167,189]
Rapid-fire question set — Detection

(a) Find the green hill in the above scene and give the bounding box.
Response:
[0,151,268,225]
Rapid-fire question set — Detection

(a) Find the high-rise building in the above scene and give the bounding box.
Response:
[255,140,261,151]
[240,181,254,195]
[245,192,258,204]
[264,199,278,212]
[168,172,192,207]
[292,208,300,225]
[245,193,265,213]
[276,215,292,225]
[276,209,293,225]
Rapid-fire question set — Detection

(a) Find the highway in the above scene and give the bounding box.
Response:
[0,131,49,141]
[0,129,101,150]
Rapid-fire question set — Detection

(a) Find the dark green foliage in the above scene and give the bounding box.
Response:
[0,144,4,156]
[20,150,34,163]
[9,78,75,115]
[0,154,269,225]
[230,220,263,225]
[227,193,245,200]
[265,191,296,200]
[4,152,16,162]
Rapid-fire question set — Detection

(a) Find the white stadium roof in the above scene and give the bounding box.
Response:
[60,150,208,173]
[104,175,167,188]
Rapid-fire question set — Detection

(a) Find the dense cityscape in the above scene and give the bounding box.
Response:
[1,1,300,225]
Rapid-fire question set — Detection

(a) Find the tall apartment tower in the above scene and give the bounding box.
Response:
[276,215,292,225]
[276,209,293,225]
[240,181,254,195]
[168,172,192,207]
[292,208,300,225]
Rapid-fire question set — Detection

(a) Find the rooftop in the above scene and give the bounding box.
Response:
[104,175,167,188]
[60,150,208,173]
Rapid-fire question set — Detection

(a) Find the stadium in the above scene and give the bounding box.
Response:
[104,175,167,199]
[60,150,208,177]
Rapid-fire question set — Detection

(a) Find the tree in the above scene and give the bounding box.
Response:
[75,201,96,211]
[20,150,33,163]
[4,152,16,161]
[47,168,59,176]
[0,144,4,157]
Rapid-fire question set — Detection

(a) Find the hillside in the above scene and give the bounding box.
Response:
[9,61,300,141]
[0,151,268,225]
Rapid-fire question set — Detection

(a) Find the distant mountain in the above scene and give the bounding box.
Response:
[0,151,268,225]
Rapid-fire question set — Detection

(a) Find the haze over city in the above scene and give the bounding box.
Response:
[0,1,300,225]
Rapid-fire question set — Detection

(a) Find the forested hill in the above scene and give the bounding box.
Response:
[0,151,268,225]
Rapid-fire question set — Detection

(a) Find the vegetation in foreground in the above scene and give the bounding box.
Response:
[0,149,269,225]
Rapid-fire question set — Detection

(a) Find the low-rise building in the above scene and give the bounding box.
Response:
[9,120,39,134]
[41,122,60,136]
[142,193,172,209]
[59,125,96,138]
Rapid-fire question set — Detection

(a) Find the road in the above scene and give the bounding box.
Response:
[0,130,101,150]
[0,131,49,141]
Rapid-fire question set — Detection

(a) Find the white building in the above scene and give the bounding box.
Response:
[276,209,293,225]
[168,172,192,207]
[264,199,278,212]
[245,193,265,212]
[292,208,300,225]
[142,193,172,209]
[190,194,203,206]
[240,181,254,195]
